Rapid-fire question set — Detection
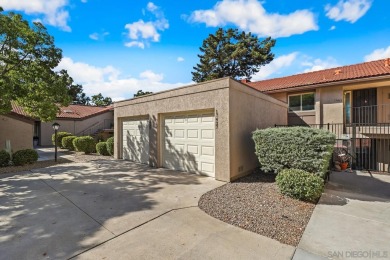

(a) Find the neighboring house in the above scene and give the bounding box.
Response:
[39,105,114,146]
[0,105,35,152]
[0,104,114,151]
[114,77,287,182]
[248,58,390,172]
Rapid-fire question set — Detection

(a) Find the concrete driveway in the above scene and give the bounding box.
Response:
[0,160,294,260]
[294,171,390,259]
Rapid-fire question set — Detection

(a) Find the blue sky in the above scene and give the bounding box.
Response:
[1,0,389,100]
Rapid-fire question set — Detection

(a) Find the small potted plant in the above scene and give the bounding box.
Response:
[338,153,349,170]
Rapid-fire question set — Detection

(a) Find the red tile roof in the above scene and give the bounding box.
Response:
[11,102,31,118]
[248,58,390,92]
[11,103,112,120]
[57,105,112,119]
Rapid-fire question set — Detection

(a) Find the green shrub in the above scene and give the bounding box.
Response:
[73,136,96,154]
[62,136,77,150]
[0,150,11,167]
[96,142,109,156]
[276,169,324,202]
[52,132,73,148]
[252,127,335,177]
[106,136,114,156]
[12,149,38,166]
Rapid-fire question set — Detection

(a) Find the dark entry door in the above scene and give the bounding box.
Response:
[353,88,377,124]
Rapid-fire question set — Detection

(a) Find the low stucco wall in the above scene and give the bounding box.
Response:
[0,115,33,152]
[114,78,231,181]
[40,111,113,146]
[229,80,288,180]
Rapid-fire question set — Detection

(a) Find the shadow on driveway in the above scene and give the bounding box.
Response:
[0,160,219,259]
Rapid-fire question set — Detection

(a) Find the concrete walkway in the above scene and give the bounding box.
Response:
[294,171,390,259]
[35,147,74,161]
[0,161,294,260]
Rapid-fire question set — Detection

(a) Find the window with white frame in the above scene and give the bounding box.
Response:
[288,93,315,112]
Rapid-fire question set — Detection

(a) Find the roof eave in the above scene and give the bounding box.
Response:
[261,74,390,93]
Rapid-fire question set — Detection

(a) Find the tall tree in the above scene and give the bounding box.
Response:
[0,8,73,121]
[192,28,276,82]
[134,90,153,97]
[91,93,112,106]
[68,84,91,105]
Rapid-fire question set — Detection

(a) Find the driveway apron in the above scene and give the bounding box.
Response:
[0,160,295,259]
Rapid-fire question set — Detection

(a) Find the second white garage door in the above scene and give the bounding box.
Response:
[163,112,215,177]
[122,118,149,164]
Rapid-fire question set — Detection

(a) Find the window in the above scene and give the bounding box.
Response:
[288,93,315,112]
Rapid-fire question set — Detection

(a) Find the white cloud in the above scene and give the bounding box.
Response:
[125,20,161,42]
[89,33,99,40]
[89,33,99,41]
[364,46,390,61]
[57,57,190,101]
[89,31,109,41]
[188,0,318,38]
[147,2,158,12]
[177,57,185,62]
[124,41,145,49]
[124,2,169,48]
[325,0,372,23]
[58,57,119,83]
[139,70,164,82]
[252,52,298,80]
[329,25,336,30]
[0,0,71,31]
[302,57,339,72]
[81,0,87,3]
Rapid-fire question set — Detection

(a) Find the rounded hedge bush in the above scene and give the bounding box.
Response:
[62,136,77,150]
[276,169,324,202]
[0,150,11,167]
[96,142,109,156]
[73,136,96,154]
[52,132,73,148]
[13,149,39,166]
[106,137,114,156]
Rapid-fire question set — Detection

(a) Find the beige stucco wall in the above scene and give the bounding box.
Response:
[269,92,286,102]
[0,115,34,152]
[40,111,113,146]
[229,80,288,180]
[317,86,344,124]
[114,78,231,182]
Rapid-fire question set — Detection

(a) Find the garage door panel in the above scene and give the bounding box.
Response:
[122,118,149,164]
[201,115,214,122]
[174,116,185,123]
[187,116,199,123]
[201,129,214,139]
[201,162,214,174]
[163,112,215,177]
[201,146,214,156]
[187,145,199,155]
[187,129,198,138]
[174,129,185,138]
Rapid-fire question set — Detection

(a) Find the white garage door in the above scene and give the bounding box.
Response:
[122,118,149,164]
[163,113,215,177]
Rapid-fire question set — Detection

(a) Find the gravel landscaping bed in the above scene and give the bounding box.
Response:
[198,169,316,246]
[0,151,113,175]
